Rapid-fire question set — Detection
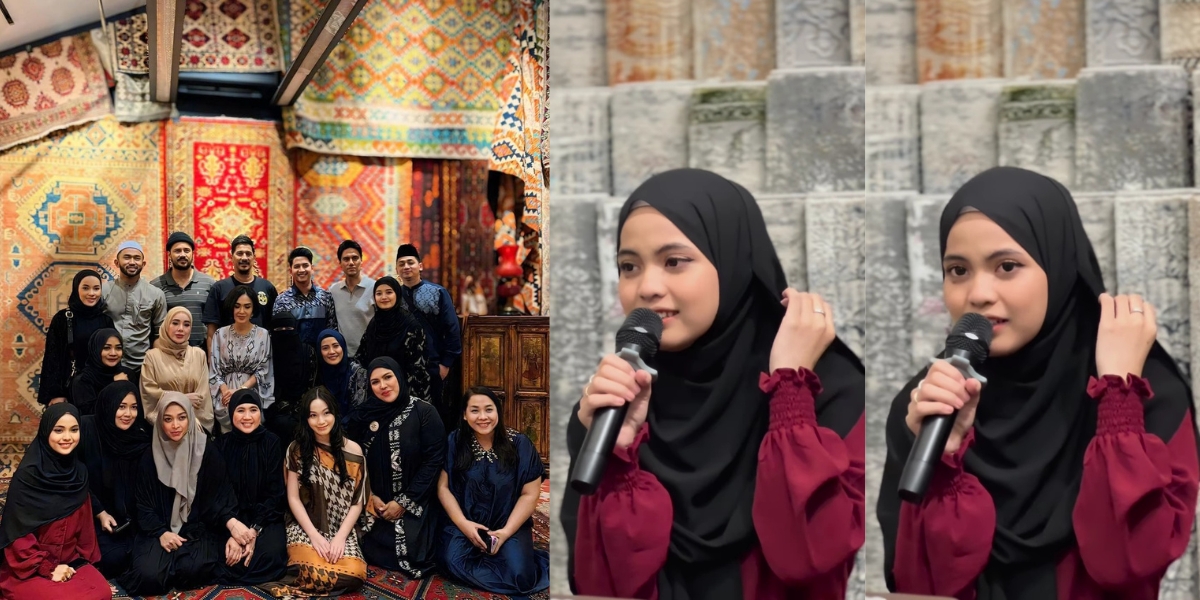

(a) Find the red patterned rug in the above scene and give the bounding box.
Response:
[166,117,294,291]
[0,477,550,600]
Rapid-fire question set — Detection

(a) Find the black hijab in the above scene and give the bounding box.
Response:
[215,390,271,507]
[346,357,411,442]
[877,167,1197,599]
[317,329,354,414]
[564,169,865,599]
[82,380,150,520]
[0,403,90,549]
[68,269,107,319]
[94,380,152,467]
[73,328,124,409]
[358,277,420,361]
[271,312,314,411]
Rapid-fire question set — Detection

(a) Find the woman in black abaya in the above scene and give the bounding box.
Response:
[214,389,288,584]
[79,380,151,578]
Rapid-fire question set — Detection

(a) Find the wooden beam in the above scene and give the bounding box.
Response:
[273,0,370,106]
[147,0,183,103]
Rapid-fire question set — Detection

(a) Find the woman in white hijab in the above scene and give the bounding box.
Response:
[117,392,257,595]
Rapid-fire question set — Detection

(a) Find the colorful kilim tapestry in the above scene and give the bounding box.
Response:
[0,117,166,443]
[113,1,283,74]
[278,0,514,159]
[409,160,457,291]
[166,117,294,290]
[489,0,548,315]
[293,150,412,290]
[0,33,113,152]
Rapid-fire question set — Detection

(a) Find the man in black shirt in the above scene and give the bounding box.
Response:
[202,235,278,352]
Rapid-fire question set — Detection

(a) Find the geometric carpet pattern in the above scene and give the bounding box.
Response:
[0,117,166,443]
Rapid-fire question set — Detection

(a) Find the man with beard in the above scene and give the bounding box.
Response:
[395,243,461,419]
[202,234,278,352]
[151,231,215,348]
[103,240,167,385]
[272,246,338,348]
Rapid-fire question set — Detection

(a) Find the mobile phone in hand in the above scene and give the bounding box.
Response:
[477,528,493,553]
[111,520,131,534]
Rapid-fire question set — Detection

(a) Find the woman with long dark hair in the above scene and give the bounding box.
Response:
[40,269,115,406]
[348,357,445,579]
[438,386,548,595]
[79,380,151,578]
[213,390,288,584]
[355,277,431,402]
[878,167,1199,599]
[562,169,866,599]
[209,285,274,433]
[0,403,112,599]
[70,329,129,416]
[261,387,368,597]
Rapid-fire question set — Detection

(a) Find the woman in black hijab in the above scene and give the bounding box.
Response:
[40,269,115,406]
[0,403,111,599]
[266,312,317,444]
[348,357,446,579]
[71,329,128,416]
[877,167,1199,600]
[80,380,151,578]
[356,277,432,403]
[561,169,866,600]
[214,389,288,584]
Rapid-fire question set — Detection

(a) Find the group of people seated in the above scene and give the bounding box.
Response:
[1,330,548,599]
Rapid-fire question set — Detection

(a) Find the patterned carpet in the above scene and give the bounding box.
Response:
[0,469,551,600]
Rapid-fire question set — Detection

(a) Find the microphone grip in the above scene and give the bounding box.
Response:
[896,351,987,503]
[897,411,956,503]
[569,347,659,496]
[569,403,629,495]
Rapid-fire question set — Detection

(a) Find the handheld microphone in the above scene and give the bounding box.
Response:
[570,308,663,495]
[898,312,993,503]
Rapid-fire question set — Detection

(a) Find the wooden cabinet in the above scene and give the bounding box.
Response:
[460,315,550,468]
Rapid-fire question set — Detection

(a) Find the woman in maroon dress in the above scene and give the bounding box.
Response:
[561,169,866,600]
[0,403,112,599]
[877,167,1200,600]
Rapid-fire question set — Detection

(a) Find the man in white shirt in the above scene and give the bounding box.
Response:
[330,239,375,357]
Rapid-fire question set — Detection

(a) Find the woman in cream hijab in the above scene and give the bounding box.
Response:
[118,392,255,595]
[141,307,213,432]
